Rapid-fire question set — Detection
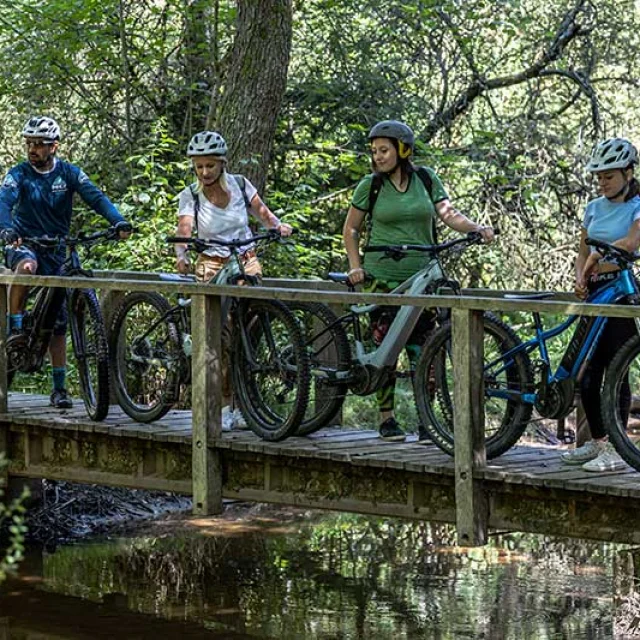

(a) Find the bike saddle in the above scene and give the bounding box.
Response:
[327,272,351,284]
[504,292,555,301]
[159,273,196,282]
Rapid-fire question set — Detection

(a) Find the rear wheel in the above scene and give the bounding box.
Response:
[286,302,351,435]
[232,300,310,441]
[109,292,182,423]
[414,313,534,458]
[602,334,640,472]
[68,288,110,421]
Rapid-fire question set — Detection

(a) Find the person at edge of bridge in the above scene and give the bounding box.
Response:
[0,116,132,410]
[563,137,640,472]
[173,130,293,431]
[343,119,495,442]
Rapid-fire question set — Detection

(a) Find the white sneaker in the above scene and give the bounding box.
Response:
[232,409,249,430]
[221,405,234,431]
[582,443,627,472]
[561,439,606,465]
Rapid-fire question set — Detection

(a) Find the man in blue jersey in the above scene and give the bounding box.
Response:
[0,116,132,408]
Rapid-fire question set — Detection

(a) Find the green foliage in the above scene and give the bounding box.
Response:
[0,455,28,583]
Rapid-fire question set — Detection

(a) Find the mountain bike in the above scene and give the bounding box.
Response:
[5,228,120,421]
[108,230,310,441]
[292,232,492,436]
[416,237,640,460]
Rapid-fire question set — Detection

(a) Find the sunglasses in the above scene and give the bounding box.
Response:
[24,139,54,149]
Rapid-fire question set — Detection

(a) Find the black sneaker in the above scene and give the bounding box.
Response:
[417,424,432,445]
[379,417,406,442]
[50,388,73,409]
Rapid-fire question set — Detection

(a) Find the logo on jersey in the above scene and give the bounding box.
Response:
[51,176,68,193]
[1,174,17,190]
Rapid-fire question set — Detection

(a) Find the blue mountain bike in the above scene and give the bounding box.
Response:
[416,238,640,460]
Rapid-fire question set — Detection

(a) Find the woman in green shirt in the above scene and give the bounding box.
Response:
[343,120,494,442]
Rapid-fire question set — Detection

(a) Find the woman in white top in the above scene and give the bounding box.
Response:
[174,130,292,281]
[174,131,293,428]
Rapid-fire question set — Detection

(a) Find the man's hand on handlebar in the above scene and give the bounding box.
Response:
[0,227,20,246]
[114,221,133,240]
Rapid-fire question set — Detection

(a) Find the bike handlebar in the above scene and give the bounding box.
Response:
[166,229,286,252]
[364,231,489,260]
[585,238,640,266]
[19,227,125,249]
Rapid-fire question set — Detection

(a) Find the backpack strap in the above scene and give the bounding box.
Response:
[189,183,200,234]
[414,166,438,244]
[230,174,252,213]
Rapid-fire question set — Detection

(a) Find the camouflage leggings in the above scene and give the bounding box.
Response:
[365,278,436,413]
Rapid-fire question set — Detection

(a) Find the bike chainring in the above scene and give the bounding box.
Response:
[534,377,576,419]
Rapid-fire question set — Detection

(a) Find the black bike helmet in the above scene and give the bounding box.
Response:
[368,120,415,159]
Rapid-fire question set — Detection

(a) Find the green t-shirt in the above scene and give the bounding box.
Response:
[351,168,448,283]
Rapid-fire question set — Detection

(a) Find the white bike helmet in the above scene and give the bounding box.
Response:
[22,116,61,141]
[586,137,638,172]
[187,131,228,157]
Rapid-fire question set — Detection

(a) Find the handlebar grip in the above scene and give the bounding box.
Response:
[165,236,193,244]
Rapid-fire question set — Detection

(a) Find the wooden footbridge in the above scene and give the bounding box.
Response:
[0,272,639,547]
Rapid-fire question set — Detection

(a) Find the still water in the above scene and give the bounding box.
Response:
[1,505,639,639]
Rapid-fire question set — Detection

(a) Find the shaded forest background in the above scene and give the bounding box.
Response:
[1,0,639,291]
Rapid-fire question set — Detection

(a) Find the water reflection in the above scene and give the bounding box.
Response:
[1,508,635,639]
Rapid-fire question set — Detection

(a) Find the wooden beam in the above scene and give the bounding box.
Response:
[0,272,636,319]
[190,293,223,515]
[0,284,7,414]
[452,308,488,546]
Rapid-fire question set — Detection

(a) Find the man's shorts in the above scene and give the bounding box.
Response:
[5,245,67,335]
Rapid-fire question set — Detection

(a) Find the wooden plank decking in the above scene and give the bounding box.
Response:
[3,392,640,544]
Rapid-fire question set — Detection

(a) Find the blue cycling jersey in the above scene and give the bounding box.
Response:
[0,158,124,237]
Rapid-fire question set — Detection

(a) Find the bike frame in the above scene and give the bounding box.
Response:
[154,243,264,360]
[349,259,445,368]
[485,268,640,405]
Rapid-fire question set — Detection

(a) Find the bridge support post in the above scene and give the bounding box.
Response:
[0,283,7,414]
[452,308,488,546]
[191,292,223,515]
[0,284,8,497]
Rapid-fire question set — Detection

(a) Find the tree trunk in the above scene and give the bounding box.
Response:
[217,0,292,194]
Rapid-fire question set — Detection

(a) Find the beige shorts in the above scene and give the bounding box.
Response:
[194,250,262,283]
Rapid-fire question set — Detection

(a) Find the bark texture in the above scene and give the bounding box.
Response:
[217,0,293,194]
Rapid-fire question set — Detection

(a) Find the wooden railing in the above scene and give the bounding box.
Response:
[0,270,638,545]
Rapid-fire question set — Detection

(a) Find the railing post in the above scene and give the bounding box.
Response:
[190,291,223,515]
[452,307,488,546]
[0,283,7,413]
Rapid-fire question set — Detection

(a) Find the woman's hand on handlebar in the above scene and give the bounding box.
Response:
[475,226,495,244]
[176,257,191,275]
[347,266,366,285]
[276,223,294,237]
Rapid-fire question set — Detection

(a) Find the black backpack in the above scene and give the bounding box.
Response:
[189,174,252,232]
[366,166,438,244]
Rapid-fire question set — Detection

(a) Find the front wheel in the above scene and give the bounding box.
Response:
[109,292,183,423]
[232,300,310,441]
[286,302,351,435]
[602,334,640,471]
[414,313,534,458]
[68,288,110,421]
